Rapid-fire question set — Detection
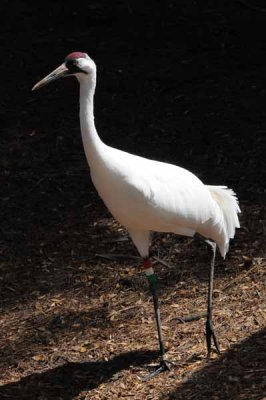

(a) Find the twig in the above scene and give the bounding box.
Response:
[244,369,266,373]
[237,0,266,13]
[175,312,207,324]
[223,262,261,290]
[153,256,174,268]
[109,304,141,317]
[117,304,141,313]
[4,285,17,293]
[28,176,48,193]
[102,237,129,244]
[96,253,140,261]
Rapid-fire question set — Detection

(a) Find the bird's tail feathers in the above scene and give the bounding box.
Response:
[208,185,240,256]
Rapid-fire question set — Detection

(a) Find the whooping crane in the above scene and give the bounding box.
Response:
[32,52,240,380]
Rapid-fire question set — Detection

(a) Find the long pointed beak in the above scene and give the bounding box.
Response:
[32,64,69,91]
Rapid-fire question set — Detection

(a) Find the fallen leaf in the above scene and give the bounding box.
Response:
[32,354,45,361]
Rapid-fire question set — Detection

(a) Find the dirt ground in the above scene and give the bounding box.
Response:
[0,1,265,399]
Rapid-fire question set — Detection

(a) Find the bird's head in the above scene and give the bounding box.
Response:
[32,52,96,91]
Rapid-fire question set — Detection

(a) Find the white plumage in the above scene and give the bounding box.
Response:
[90,144,240,259]
[33,52,240,259]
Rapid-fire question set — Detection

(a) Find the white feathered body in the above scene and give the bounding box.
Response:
[89,144,240,258]
[78,67,240,259]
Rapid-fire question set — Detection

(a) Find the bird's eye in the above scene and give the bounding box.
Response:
[65,59,87,74]
[65,59,77,70]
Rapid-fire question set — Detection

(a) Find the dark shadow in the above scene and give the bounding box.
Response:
[0,0,265,312]
[162,328,266,400]
[0,214,263,318]
[0,350,157,400]
[0,307,112,367]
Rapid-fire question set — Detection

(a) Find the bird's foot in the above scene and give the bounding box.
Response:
[206,318,221,357]
[140,358,173,381]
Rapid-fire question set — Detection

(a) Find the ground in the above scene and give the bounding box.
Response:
[0,1,265,399]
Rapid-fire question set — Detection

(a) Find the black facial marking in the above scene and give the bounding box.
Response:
[65,58,87,74]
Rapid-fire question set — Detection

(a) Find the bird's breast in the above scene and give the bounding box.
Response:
[91,169,151,229]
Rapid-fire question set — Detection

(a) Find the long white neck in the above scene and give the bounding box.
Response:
[79,71,106,169]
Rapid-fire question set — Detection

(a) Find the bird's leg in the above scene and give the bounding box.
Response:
[141,258,172,381]
[205,241,221,357]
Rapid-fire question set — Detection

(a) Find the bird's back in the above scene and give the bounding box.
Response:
[89,145,239,257]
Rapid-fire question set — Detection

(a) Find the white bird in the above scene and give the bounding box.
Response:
[32,52,240,380]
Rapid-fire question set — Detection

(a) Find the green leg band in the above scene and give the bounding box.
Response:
[147,273,157,285]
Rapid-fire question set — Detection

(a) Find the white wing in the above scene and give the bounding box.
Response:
[91,146,218,236]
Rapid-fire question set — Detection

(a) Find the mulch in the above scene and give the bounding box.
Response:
[0,1,266,399]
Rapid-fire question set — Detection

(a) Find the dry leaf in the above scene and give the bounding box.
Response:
[51,298,62,303]
[243,256,253,262]
[32,354,45,361]
[162,325,169,331]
